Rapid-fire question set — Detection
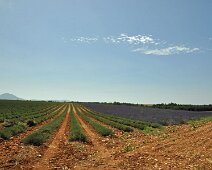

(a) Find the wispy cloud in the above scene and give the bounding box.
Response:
[65,34,156,45]
[69,37,98,43]
[133,46,199,56]
[103,36,120,43]
[62,36,98,44]
[61,37,68,43]
[103,33,156,45]
[62,34,200,56]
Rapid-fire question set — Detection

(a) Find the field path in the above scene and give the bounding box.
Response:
[34,104,70,170]
[73,105,121,170]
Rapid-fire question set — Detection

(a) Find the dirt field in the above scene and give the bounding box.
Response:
[0,104,211,170]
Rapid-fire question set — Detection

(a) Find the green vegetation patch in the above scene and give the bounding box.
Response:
[152,103,212,111]
[76,107,113,136]
[188,116,212,128]
[81,108,133,132]
[69,106,87,142]
[0,100,60,122]
[22,107,67,146]
[82,107,161,132]
[122,143,136,153]
[0,123,27,139]
[0,105,65,140]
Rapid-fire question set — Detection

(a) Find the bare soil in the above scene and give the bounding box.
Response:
[119,122,212,170]
[33,104,71,170]
[73,105,121,170]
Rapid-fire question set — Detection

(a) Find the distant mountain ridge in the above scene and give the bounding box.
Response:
[0,93,23,100]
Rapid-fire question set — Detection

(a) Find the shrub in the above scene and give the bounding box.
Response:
[76,107,113,136]
[69,107,87,142]
[0,103,65,140]
[0,129,12,139]
[27,120,37,127]
[0,123,27,139]
[22,107,67,146]
[22,133,49,146]
[81,109,133,132]
[82,107,161,131]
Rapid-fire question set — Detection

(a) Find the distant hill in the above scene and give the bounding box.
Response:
[0,93,23,100]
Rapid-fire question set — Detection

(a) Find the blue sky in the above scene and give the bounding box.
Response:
[0,0,212,104]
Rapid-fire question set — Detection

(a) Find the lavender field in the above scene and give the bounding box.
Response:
[83,103,212,124]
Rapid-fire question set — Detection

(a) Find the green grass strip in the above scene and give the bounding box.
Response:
[22,106,68,146]
[0,105,66,140]
[31,105,65,125]
[69,105,87,142]
[0,123,27,139]
[76,107,113,136]
[78,107,133,132]
[82,106,161,130]
[188,116,212,128]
